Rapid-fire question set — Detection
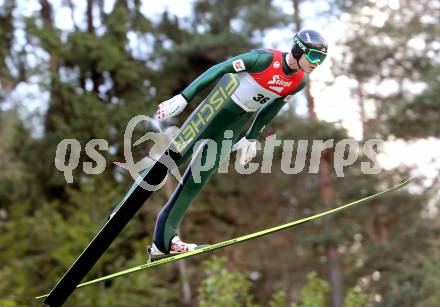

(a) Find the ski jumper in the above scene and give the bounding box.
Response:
[115,49,305,253]
[149,49,309,253]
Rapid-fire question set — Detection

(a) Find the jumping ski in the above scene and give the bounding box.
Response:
[36,177,413,299]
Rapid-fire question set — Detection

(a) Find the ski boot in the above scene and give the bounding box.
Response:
[147,236,209,262]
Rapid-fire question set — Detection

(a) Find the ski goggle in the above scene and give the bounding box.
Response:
[293,35,327,64]
[305,49,327,64]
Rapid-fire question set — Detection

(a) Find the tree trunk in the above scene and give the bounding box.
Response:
[40,0,61,133]
[292,0,301,31]
[319,152,343,307]
[86,0,95,34]
[305,82,316,119]
[295,0,343,300]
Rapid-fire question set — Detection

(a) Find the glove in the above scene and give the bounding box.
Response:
[232,137,257,166]
[156,94,188,120]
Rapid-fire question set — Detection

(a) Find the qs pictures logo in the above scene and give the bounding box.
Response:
[55,115,183,191]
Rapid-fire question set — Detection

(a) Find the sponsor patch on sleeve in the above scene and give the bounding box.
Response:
[232,59,246,72]
[283,95,295,103]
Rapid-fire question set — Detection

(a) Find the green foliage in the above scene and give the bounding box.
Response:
[292,272,330,307]
[198,256,258,307]
[417,238,440,306]
[343,286,367,307]
[269,290,288,307]
[0,299,26,307]
[0,109,31,204]
[198,259,369,307]
[385,66,440,139]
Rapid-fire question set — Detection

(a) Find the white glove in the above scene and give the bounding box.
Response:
[156,94,188,120]
[232,137,257,166]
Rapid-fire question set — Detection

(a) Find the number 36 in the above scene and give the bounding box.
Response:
[253,94,270,104]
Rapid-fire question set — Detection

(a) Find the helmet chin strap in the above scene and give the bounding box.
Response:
[288,52,303,72]
[296,57,303,71]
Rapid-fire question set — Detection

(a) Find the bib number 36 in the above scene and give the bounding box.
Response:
[253,94,270,104]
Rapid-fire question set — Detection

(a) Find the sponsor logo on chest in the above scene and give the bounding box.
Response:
[267,74,292,93]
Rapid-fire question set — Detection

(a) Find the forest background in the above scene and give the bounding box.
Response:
[0,0,439,306]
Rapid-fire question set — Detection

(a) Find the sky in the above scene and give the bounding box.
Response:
[4,0,440,190]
